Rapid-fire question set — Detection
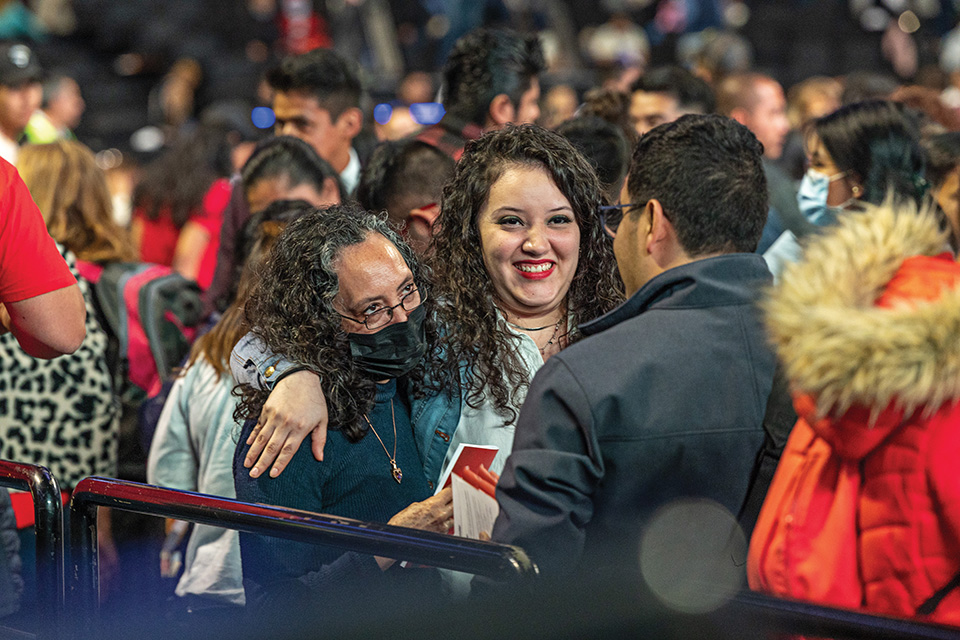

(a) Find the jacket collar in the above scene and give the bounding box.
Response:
[582,253,772,337]
[437,112,483,141]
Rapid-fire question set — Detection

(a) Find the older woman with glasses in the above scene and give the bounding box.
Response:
[234,124,623,486]
[232,204,455,613]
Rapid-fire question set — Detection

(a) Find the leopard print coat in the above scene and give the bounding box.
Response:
[0,246,118,489]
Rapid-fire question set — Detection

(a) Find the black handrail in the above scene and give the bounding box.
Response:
[69,476,537,637]
[0,460,63,639]
[730,590,960,640]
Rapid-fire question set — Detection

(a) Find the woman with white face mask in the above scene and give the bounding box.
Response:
[766,100,928,278]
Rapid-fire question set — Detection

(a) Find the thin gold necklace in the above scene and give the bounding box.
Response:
[362,399,402,484]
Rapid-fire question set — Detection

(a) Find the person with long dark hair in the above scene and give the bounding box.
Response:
[424,124,623,475]
[231,204,454,612]
[765,100,928,278]
[131,125,234,289]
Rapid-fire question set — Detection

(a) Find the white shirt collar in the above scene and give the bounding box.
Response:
[339,147,361,196]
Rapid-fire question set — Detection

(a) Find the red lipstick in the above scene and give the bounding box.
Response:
[514,260,555,280]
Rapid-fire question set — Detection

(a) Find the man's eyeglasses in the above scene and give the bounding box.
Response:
[599,203,641,238]
[337,286,426,331]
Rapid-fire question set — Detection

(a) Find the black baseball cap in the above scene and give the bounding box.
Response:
[0,43,41,87]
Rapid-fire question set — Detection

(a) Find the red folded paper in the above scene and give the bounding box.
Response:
[436,443,499,492]
[462,465,496,499]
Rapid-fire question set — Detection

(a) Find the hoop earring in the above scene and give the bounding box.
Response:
[851,185,862,198]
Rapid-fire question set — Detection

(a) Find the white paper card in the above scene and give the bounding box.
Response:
[451,473,499,540]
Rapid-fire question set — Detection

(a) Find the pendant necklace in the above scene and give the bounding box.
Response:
[363,399,402,484]
[537,318,563,356]
[505,311,565,355]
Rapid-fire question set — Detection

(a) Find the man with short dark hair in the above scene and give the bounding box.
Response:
[418,27,545,160]
[487,115,777,579]
[355,139,454,254]
[267,48,364,195]
[204,48,363,315]
[628,66,714,136]
[0,43,41,163]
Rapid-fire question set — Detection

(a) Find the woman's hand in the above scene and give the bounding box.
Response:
[387,487,454,532]
[376,488,454,570]
[244,370,329,478]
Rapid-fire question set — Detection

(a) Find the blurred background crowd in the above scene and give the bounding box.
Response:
[12,0,960,155]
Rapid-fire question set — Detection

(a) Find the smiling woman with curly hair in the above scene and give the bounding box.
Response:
[235,124,623,485]
[427,123,623,472]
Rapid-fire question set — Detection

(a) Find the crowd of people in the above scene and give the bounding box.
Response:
[0,14,958,637]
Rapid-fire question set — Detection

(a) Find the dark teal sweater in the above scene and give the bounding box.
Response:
[234,380,432,596]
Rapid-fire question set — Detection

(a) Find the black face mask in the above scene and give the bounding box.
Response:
[347,304,428,380]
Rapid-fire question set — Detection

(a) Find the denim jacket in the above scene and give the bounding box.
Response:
[231,333,462,488]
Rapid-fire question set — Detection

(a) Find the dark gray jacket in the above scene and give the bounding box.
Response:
[489,254,777,577]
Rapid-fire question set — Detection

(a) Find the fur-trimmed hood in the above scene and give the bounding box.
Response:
[765,199,960,444]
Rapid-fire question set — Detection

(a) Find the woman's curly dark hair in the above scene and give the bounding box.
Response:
[430,124,624,423]
[236,203,449,442]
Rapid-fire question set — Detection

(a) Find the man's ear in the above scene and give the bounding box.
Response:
[728,106,750,128]
[319,177,341,206]
[645,199,676,263]
[335,107,363,139]
[409,203,440,230]
[487,93,516,129]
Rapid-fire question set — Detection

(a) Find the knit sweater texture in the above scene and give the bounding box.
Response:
[234,380,431,597]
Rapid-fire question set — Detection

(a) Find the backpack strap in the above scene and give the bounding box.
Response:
[74,259,103,284]
[917,569,960,616]
[737,360,797,539]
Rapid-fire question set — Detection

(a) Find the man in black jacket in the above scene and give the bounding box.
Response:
[488,115,777,582]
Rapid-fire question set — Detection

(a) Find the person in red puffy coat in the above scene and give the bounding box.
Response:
[749,198,960,626]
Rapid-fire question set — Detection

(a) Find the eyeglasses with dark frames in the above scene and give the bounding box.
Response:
[337,286,426,331]
[599,203,641,238]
